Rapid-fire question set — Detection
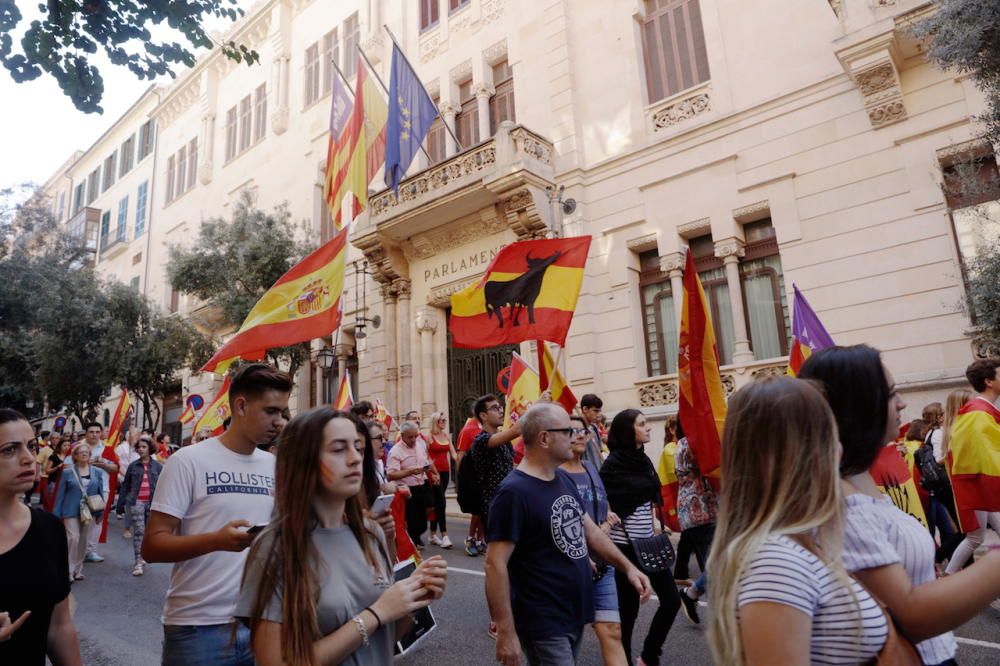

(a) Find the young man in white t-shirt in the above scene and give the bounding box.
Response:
[142,364,292,666]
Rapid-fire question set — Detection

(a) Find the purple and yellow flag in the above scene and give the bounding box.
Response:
[948,398,1000,531]
[787,285,834,376]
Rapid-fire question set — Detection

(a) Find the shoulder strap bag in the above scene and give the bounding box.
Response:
[73,469,96,524]
[625,507,676,573]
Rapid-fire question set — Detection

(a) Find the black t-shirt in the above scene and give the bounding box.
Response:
[471,430,514,515]
[0,508,70,666]
[486,469,595,641]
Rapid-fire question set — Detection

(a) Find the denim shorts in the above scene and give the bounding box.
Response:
[161,623,253,666]
[592,570,620,623]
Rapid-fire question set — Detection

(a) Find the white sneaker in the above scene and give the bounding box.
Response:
[440,535,453,549]
[429,534,441,546]
[132,563,144,576]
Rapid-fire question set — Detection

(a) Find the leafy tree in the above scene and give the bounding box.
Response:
[167,190,317,377]
[0,0,259,114]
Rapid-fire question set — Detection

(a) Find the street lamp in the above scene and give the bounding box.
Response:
[352,260,381,339]
[317,346,336,404]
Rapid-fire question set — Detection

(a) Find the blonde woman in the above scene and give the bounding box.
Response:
[939,389,973,463]
[708,377,889,665]
[426,412,457,549]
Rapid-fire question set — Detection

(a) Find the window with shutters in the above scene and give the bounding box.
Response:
[253,85,267,141]
[426,96,446,164]
[420,0,440,31]
[641,0,711,103]
[134,181,148,238]
[169,287,179,314]
[187,138,198,189]
[73,182,85,213]
[119,135,135,176]
[450,0,470,12]
[137,120,155,161]
[323,30,339,95]
[87,169,100,204]
[239,94,253,152]
[489,60,515,136]
[116,195,128,242]
[102,153,117,192]
[304,43,321,106]
[176,146,187,197]
[739,220,790,360]
[690,234,736,365]
[130,276,140,292]
[99,210,111,250]
[165,155,176,204]
[343,14,359,78]
[456,80,478,148]
[225,107,238,162]
[639,250,678,376]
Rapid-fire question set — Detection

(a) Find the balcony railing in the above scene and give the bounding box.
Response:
[99,223,128,260]
[635,358,789,410]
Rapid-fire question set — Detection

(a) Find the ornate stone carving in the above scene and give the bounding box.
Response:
[750,363,787,380]
[270,106,289,135]
[450,60,473,83]
[677,218,711,238]
[652,92,711,131]
[659,253,685,275]
[638,379,679,407]
[474,83,496,99]
[626,233,658,252]
[484,39,508,65]
[380,283,397,302]
[501,189,534,213]
[420,34,447,64]
[402,214,507,260]
[732,200,770,222]
[509,127,553,165]
[399,365,413,378]
[856,62,896,97]
[844,56,907,129]
[721,374,737,397]
[386,367,399,381]
[360,32,384,60]
[428,278,479,307]
[394,279,412,299]
[415,307,439,333]
[972,337,1000,360]
[867,100,906,127]
[482,0,505,24]
[714,238,746,259]
[440,101,461,117]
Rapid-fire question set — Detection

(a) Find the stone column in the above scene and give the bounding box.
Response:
[335,343,353,389]
[714,238,754,363]
[415,307,439,416]
[381,284,398,415]
[198,113,215,185]
[474,83,495,142]
[659,252,685,330]
[441,101,460,157]
[395,279,413,413]
[271,56,290,135]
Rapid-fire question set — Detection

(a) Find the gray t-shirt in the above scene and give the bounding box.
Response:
[235,523,395,665]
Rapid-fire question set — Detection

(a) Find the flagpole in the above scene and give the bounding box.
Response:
[381,24,464,153]
[331,58,355,96]
[355,45,434,165]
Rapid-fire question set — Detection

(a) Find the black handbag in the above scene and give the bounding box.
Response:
[626,513,676,573]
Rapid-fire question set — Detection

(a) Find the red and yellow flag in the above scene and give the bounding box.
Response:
[870,443,928,528]
[106,389,132,447]
[948,398,1000,530]
[656,441,682,532]
[677,249,727,484]
[373,398,394,432]
[538,341,577,414]
[450,237,592,349]
[504,352,539,463]
[334,370,354,411]
[179,403,196,425]
[194,376,232,437]
[200,227,348,375]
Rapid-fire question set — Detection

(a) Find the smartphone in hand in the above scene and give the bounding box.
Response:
[369,493,395,518]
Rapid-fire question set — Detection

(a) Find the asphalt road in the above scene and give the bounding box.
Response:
[66,516,1000,665]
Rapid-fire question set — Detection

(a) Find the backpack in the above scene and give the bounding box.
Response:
[456,449,482,515]
[915,429,948,493]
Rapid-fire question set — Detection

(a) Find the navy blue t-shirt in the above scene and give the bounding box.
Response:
[486,468,595,640]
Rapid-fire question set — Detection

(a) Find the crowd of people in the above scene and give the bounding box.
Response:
[1,350,998,665]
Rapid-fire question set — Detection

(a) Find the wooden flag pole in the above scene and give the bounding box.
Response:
[382,23,463,152]
[356,44,433,164]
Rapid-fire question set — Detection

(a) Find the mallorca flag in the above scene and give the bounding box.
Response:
[656,441,682,532]
[870,443,928,528]
[947,398,1000,531]
[200,226,348,375]
[450,237,592,349]
[106,389,132,447]
[786,285,835,376]
[322,63,354,223]
[194,376,232,437]
[334,370,354,410]
[538,341,578,414]
[374,398,394,432]
[677,249,727,484]
[504,352,540,463]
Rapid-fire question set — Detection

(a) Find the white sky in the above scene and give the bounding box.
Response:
[0,3,250,189]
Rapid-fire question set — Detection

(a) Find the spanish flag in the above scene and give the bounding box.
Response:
[200,226,348,374]
[786,285,834,377]
[538,342,578,414]
[948,398,1000,531]
[194,376,232,437]
[656,441,682,532]
[870,443,928,528]
[504,352,539,463]
[106,389,132,447]
[374,398,394,432]
[677,249,726,483]
[450,237,592,349]
[334,370,354,411]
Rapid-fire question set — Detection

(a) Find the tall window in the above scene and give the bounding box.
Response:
[225,107,238,161]
[130,276,140,291]
[176,145,187,196]
[690,234,736,365]
[73,182,85,213]
[120,134,135,176]
[116,196,128,242]
[165,155,176,204]
[420,0,440,31]
[87,169,100,204]
[642,0,710,103]
[134,181,148,238]
[57,192,66,221]
[426,96,446,164]
[343,13,359,78]
[456,80,478,147]
[187,138,198,189]
[138,120,155,160]
[740,220,790,360]
[239,94,253,152]
[253,84,267,141]
[640,250,679,376]
[450,0,470,11]
[99,210,111,250]
[489,60,515,136]
[102,153,116,192]
[169,287,180,314]
[323,30,339,95]
[304,43,321,106]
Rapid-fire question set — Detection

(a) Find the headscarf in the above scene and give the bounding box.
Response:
[600,445,662,518]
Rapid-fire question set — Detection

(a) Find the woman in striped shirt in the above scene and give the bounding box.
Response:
[600,409,680,666]
[709,376,888,665]
[800,345,1000,666]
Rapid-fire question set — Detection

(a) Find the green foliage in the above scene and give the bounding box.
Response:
[167,190,317,376]
[964,239,1000,350]
[0,0,259,114]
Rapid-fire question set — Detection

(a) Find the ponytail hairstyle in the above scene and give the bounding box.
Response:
[940,388,973,461]
[707,377,852,666]
[244,408,386,666]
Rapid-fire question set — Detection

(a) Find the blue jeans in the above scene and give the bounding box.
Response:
[520,628,584,666]
[162,623,253,666]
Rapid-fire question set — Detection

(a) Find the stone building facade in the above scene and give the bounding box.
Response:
[39,0,999,442]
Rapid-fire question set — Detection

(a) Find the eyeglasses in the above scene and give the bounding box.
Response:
[487,405,503,413]
[544,428,578,436]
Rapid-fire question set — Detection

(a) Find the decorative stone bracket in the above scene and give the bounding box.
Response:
[836,32,908,129]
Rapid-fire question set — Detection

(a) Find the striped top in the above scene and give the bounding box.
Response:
[609,501,655,546]
[842,493,956,664]
[738,535,887,665]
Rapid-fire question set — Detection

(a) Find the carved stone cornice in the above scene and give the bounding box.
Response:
[440,101,461,117]
[484,39,508,65]
[450,60,473,83]
[402,213,507,261]
[676,217,711,239]
[420,33,447,64]
[732,200,770,223]
[714,238,746,260]
[380,283,398,303]
[394,279,412,299]
[499,188,549,239]
[626,233,658,253]
[650,87,711,132]
[428,277,479,307]
[415,307,439,333]
[836,31,908,129]
[474,83,496,99]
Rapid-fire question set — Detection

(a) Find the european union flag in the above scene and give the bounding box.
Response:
[385,43,439,193]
